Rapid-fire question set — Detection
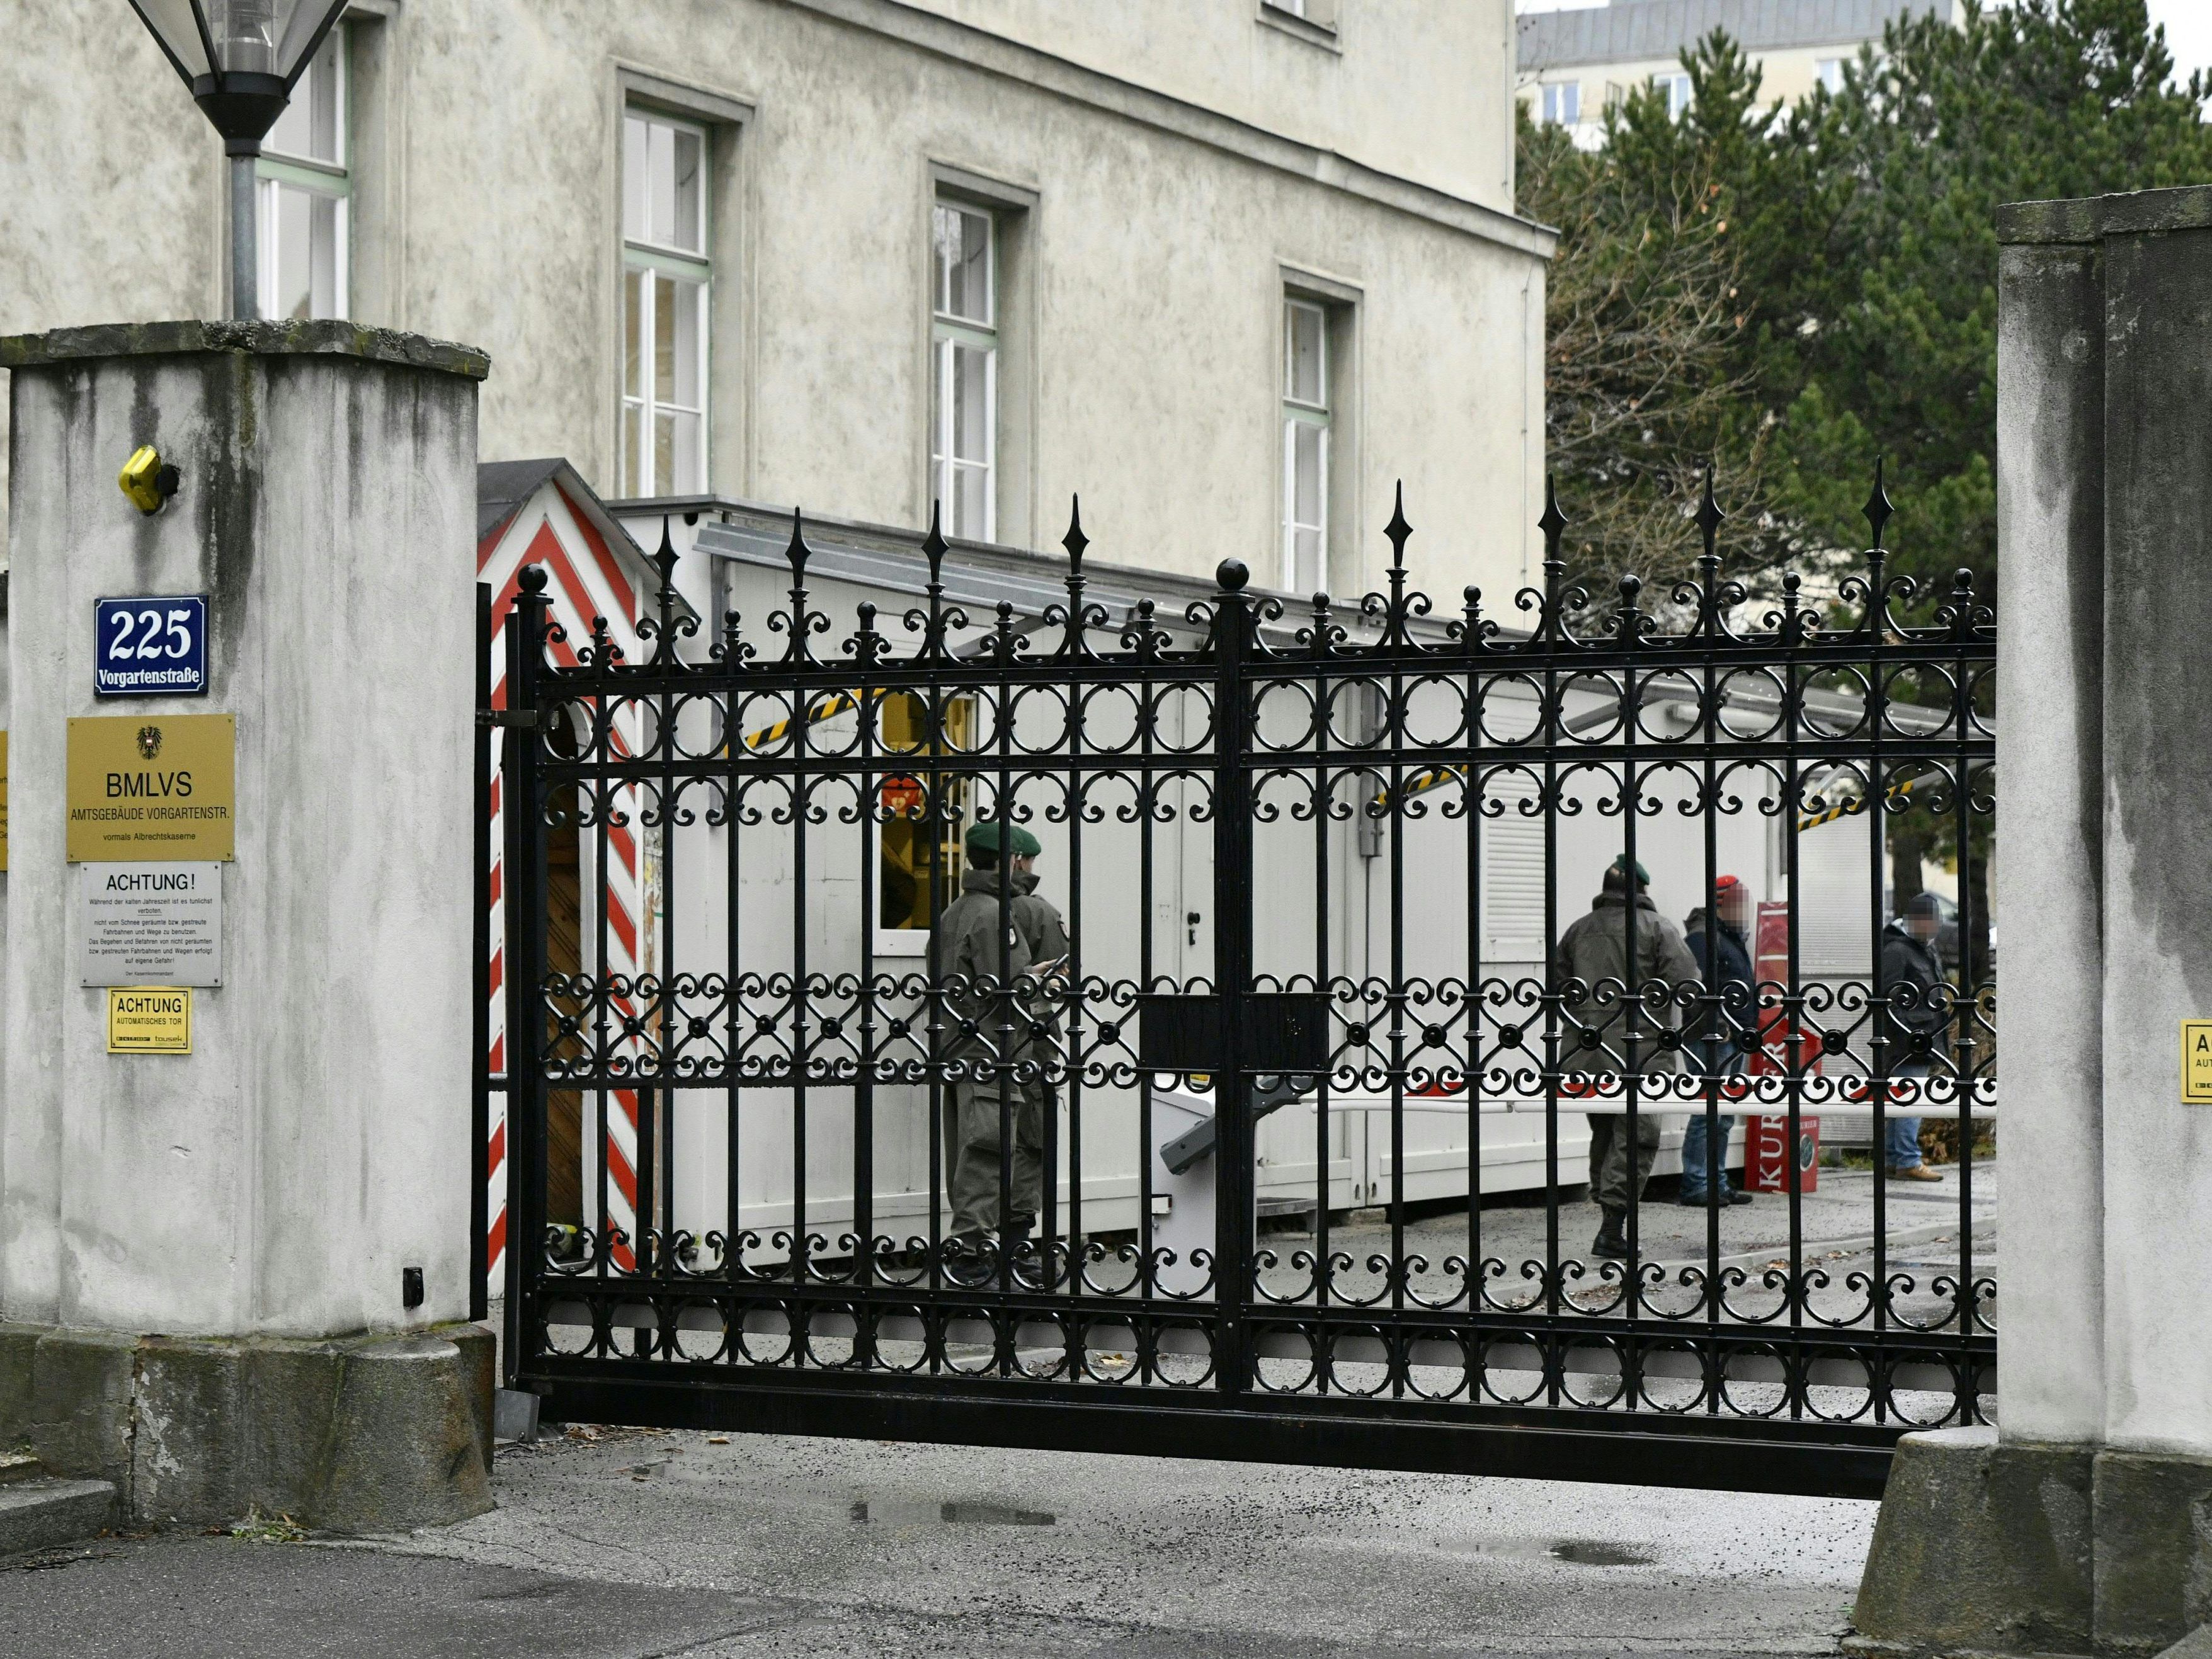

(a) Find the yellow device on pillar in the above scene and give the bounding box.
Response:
[117,445,178,515]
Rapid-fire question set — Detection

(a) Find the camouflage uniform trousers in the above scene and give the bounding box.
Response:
[946,1078,1050,1237]
[1587,1108,1663,1214]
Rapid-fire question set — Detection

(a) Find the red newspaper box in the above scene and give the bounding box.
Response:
[1744,901,1818,1193]
[1745,1110,1820,1193]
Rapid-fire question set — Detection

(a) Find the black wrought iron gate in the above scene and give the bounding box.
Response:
[490,481,1995,1498]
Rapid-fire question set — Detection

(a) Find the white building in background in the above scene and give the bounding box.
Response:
[1,0,1551,602]
[1517,0,1956,148]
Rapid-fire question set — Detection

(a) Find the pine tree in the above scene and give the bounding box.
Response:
[1520,0,2212,607]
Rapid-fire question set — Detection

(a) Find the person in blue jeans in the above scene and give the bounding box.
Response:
[1879,892,1949,1182]
[1682,876,1755,1207]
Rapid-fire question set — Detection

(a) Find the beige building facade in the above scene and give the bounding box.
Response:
[1518,0,1954,148]
[1,0,1550,601]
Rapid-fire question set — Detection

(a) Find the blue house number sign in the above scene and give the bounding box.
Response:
[94,595,208,697]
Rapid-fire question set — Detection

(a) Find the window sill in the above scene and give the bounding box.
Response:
[1257,6,1341,54]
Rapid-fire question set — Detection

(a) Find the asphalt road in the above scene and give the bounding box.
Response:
[0,1166,1966,1656]
[0,1430,1879,1657]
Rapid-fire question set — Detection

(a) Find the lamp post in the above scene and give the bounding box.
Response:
[127,1,352,321]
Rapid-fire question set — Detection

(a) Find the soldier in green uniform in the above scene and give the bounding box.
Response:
[932,821,1066,1282]
[1553,855,1699,1261]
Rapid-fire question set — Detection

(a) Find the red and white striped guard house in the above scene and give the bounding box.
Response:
[478,459,692,1280]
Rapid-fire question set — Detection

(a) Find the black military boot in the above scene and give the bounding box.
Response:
[1590,1208,1629,1260]
[943,1232,993,1288]
[1003,1214,1047,1290]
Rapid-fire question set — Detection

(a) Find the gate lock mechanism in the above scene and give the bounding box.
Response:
[478,707,552,732]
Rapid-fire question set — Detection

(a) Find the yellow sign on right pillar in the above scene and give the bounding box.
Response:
[2184,1021,2212,1103]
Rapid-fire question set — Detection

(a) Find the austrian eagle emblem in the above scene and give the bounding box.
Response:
[137,725,162,760]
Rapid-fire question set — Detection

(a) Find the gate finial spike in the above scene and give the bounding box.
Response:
[1863,456,1894,551]
[652,516,682,644]
[1694,465,1725,547]
[1384,481,1413,571]
[784,507,811,579]
[1537,474,1568,545]
[1537,476,1568,604]
[1063,495,1088,573]
[922,500,947,588]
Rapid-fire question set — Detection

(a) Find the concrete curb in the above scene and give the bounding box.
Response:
[1654,1217,1998,1277]
[0,1322,494,1534]
[0,1479,118,1556]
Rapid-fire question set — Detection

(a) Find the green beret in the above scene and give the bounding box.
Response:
[965,819,1041,858]
[1607,855,1651,886]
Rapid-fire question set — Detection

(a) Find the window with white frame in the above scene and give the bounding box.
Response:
[1540,81,1582,127]
[620,110,711,496]
[930,200,996,541]
[257,28,348,321]
[1816,57,1847,94]
[1655,72,1694,122]
[1282,297,1330,596]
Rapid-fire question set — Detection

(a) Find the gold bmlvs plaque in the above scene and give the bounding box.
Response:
[67,714,235,863]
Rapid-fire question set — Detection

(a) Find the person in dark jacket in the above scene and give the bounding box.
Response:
[1879,891,1949,1182]
[1682,875,1756,1207]
[1553,856,1699,1260]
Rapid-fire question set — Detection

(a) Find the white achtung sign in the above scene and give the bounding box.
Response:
[79,861,223,988]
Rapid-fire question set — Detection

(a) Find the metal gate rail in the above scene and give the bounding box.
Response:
[492,479,1997,1498]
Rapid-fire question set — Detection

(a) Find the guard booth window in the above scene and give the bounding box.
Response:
[877,690,976,932]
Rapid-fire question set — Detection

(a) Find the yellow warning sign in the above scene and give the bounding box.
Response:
[66,714,234,863]
[107,986,191,1055]
[2186,1022,2212,1104]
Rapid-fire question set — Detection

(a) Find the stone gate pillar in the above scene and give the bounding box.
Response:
[0,321,493,1531]
[1852,185,2212,1658]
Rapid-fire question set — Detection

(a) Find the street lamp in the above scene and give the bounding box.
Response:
[126,1,352,321]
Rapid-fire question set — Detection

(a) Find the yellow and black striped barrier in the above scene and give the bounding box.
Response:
[1796,772,1942,833]
[729,685,886,756]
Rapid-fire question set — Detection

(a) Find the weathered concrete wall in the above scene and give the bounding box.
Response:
[2092,203,2212,1459]
[0,0,1548,603]
[0,322,482,1341]
[1997,185,2212,1464]
[1992,234,2106,1446]
[1856,184,2212,1659]
[0,590,9,1247]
